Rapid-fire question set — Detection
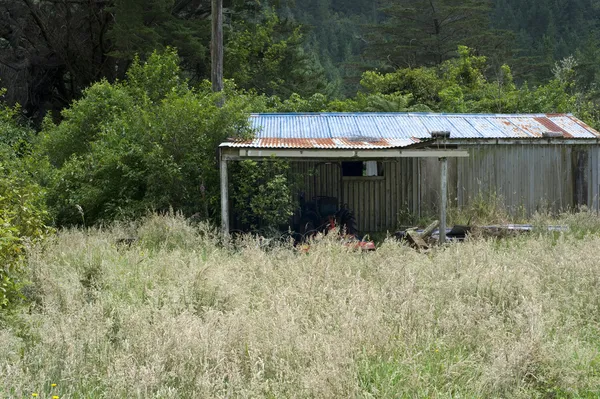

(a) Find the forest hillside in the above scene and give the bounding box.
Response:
[1,0,600,116]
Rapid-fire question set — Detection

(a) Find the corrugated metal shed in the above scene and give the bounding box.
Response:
[221,113,600,149]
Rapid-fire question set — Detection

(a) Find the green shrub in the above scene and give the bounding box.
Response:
[41,49,255,226]
[230,159,295,231]
[0,176,49,309]
[0,94,50,310]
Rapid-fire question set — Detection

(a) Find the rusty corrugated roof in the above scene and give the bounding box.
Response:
[220,113,600,149]
[223,137,421,149]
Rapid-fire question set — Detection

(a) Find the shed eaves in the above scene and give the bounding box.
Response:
[221,113,600,149]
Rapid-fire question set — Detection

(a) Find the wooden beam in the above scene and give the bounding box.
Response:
[398,150,469,158]
[439,157,448,244]
[225,148,470,159]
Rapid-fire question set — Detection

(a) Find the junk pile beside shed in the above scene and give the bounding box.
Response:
[219,113,600,241]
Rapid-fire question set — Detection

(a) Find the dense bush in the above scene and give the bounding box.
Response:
[0,90,49,309]
[40,49,255,226]
[359,46,595,119]
[270,46,598,128]
[31,45,600,231]
[231,159,295,231]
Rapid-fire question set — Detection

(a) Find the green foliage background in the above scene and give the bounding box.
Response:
[32,44,599,231]
[0,90,49,310]
[40,49,255,226]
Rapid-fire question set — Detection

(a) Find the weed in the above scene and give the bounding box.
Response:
[1,214,600,397]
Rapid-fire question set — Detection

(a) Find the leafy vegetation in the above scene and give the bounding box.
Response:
[39,49,254,226]
[0,90,49,310]
[0,0,326,120]
[231,159,296,231]
[1,42,592,233]
[248,46,598,127]
[5,0,600,113]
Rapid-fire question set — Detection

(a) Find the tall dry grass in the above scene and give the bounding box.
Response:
[2,213,600,398]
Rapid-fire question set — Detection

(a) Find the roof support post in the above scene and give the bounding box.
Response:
[439,157,448,244]
[220,152,229,238]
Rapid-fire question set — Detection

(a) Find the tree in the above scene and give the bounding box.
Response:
[40,49,255,225]
[0,0,117,123]
[225,8,328,97]
[491,0,600,85]
[107,0,211,80]
[230,159,295,231]
[364,0,510,70]
[348,45,597,125]
[0,0,327,121]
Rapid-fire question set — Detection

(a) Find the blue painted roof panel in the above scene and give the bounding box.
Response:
[231,113,599,149]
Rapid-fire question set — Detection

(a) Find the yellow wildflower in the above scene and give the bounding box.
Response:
[52,396,59,399]
[31,394,38,398]
[51,383,57,387]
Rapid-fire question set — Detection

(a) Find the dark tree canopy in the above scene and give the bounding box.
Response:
[0,0,117,121]
[2,0,600,117]
[0,0,325,121]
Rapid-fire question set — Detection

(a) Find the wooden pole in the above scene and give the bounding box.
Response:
[439,157,448,244]
[220,152,229,236]
[211,0,223,93]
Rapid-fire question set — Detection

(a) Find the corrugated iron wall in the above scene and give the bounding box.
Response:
[290,160,414,232]
[417,144,600,217]
[244,144,600,233]
[591,146,600,212]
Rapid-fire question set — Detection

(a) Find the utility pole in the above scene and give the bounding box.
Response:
[213,0,226,237]
[211,0,224,94]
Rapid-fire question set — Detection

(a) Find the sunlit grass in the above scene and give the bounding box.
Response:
[2,213,600,397]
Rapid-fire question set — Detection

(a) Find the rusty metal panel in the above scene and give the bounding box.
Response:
[549,116,600,138]
[231,113,600,150]
[224,137,419,149]
[534,117,573,138]
[507,118,545,137]
[484,117,522,137]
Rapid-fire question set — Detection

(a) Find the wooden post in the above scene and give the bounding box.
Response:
[439,157,447,244]
[220,152,229,236]
[211,0,223,94]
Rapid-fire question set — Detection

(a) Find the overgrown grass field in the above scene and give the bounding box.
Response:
[2,214,600,398]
